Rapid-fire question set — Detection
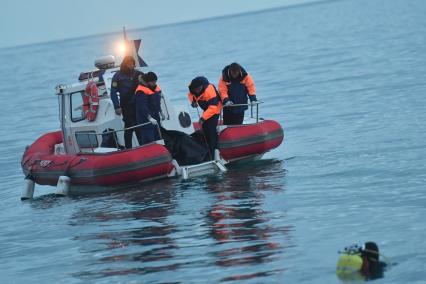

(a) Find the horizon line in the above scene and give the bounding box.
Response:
[0,0,339,50]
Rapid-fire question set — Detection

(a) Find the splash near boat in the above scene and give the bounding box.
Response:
[21,29,284,199]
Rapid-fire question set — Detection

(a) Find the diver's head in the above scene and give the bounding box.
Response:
[363,241,380,261]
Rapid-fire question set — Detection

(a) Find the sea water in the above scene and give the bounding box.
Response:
[0,0,425,283]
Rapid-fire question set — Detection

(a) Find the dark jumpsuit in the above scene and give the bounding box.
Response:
[135,84,162,145]
[218,65,257,125]
[110,70,143,148]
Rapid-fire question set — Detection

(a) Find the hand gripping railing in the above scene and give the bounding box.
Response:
[221,101,263,123]
[79,120,162,153]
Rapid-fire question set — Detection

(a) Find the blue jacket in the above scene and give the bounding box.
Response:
[135,84,162,124]
[110,70,142,109]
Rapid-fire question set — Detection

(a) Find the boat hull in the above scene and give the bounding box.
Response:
[21,131,174,187]
[21,120,284,189]
[218,120,284,161]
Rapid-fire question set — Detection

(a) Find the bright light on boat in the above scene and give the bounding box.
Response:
[117,41,127,55]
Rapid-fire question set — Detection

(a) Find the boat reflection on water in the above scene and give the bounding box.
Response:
[69,180,180,279]
[204,159,292,281]
[66,159,290,282]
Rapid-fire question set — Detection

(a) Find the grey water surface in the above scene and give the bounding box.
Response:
[0,0,425,283]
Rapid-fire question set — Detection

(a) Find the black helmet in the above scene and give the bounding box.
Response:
[188,76,209,93]
[229,62,242,73]
[363,242,380,261]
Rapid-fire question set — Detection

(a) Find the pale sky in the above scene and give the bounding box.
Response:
[0,0,319,48]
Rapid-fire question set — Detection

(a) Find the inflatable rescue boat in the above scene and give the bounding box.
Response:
[21,31,284,199]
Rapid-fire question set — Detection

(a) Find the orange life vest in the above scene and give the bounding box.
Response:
[187,84,222,121]
[135,84,161,95]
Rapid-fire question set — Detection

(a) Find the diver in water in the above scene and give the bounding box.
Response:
[361,242,387,280]
[336,241,387,281]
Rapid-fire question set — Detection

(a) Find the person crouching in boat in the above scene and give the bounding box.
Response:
[336,242,387,281]
[218,63,256,125]
[110,56,143,149]
[135,72,163,145]
[188,76,222,159]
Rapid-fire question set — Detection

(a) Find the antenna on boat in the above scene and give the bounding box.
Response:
[123,26,128,41]
[122,26,148,67]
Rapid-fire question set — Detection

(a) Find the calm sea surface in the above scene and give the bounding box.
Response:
[1,0,425,283]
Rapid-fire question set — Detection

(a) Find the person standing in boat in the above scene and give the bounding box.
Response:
[110,55,143,149]
[218,62,256,125]
[188,76,222,159]
[135,72,163,145]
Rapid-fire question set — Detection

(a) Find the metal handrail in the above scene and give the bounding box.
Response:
[221,101,263,123]
[160,93,170,120]
[79,120,163,153]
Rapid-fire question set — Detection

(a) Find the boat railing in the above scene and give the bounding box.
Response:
[221,101,263,123]
[160,93,171,120]
[78,121,163,153]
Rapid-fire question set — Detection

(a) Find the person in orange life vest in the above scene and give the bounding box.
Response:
[188,76,222,158]
[218,63,256,125]
[110,56,143,148]
[135,72,163,145]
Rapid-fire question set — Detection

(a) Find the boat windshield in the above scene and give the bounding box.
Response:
[70,91,86,122]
